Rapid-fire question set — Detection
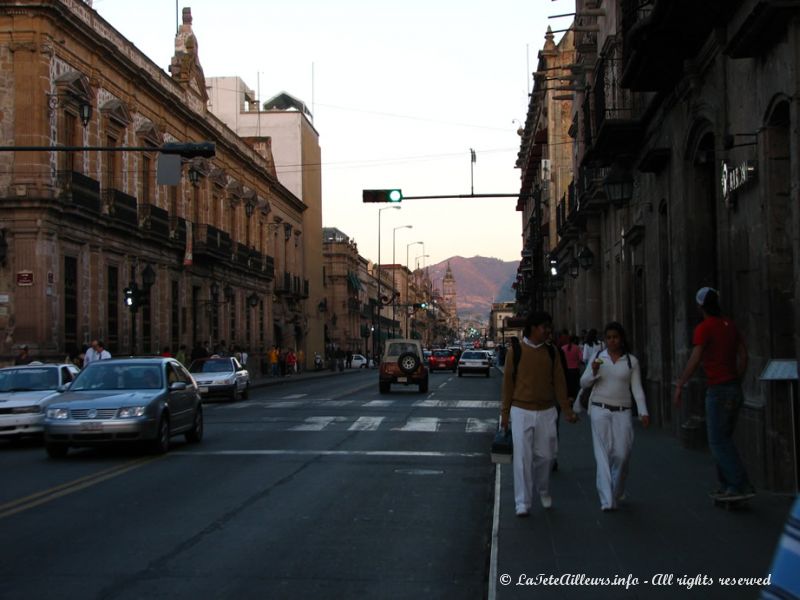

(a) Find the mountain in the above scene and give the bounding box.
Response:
[427,256,517,320]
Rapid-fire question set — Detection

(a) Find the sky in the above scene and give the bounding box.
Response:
[93,0,571,267]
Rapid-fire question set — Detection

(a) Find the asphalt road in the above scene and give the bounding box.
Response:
[0,368,502,600]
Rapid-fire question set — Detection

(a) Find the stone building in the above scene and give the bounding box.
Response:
[516,0,800,491]
[0,3,311,365]
[206,78,324,369]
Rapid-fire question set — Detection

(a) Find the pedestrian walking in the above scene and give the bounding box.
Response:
[268,346,280,377]
[83,339,111,365]
[581,328,604,366]
[674,287,754,501]
[580,321,650,511]
[501,311,578,517]
[175,344,188,366]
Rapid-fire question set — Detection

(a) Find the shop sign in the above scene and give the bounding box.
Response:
[16,271,34,286]
[721,160,757,207]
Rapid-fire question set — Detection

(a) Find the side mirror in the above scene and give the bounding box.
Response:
[169,382,188,391]
[58,383,71,392]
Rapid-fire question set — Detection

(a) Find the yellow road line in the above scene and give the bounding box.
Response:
[0,456,161,520]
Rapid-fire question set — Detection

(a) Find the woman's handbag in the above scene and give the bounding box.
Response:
[491,428,513,464]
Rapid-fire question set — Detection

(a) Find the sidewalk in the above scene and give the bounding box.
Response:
[491,363,795,600]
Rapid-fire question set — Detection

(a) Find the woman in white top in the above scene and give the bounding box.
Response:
[580,321,650,511]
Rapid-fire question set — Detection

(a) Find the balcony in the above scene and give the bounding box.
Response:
[103,188,138,228]
[59,171,101,214]
[583,50,643,166]
[169,216,187,245]
[621,0,739,90]
[725,0,800,58]
[138,203,170,239]
[193,224,232,261]
[235,242,250,264]
[264,256,275,280]
[576,166,610,212]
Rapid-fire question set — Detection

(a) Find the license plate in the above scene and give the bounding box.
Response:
[80,422,103,431]
[397,377,407,383]
[199,386,209,393]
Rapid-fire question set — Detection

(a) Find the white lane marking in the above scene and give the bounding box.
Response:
[323,400,355,407]
[348,416,385,431]
[173,450,485,458]
[488,465,501,600]
[290,416,338,431]
[364,400,394,407]
[264,401,305,409]
[282,394,308,399]
[411,400,498,409]
[466,418,498,433]
[438,381,448,389]
[394,417,440,432]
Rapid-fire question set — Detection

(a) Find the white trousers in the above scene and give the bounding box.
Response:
[589,404,634,509]
[510,405,558,512]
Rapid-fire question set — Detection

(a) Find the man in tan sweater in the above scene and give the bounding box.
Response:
[501,311,577,516]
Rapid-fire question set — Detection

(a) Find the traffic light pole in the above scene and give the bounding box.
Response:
[0,142,216,157]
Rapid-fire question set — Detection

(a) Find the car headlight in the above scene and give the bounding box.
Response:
[47,408,69,419]
[220,376,236,385]
[118,406,146,418]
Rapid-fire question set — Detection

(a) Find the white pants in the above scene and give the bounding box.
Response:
[510,405,558,512]
[589,404,634,509]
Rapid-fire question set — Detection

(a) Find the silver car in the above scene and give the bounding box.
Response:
[188,356,250,401]
[0,362,80,439]
[43,357,203,458]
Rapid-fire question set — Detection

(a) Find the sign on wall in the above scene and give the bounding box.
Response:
[721,160,757,208]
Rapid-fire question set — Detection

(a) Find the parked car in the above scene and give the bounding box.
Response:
[188,356,250,401]
[458,350,492,378]
[379,339,429,394]
[0,362,80,440]
[350,354,374,368]
[428,349,457,372]
[43,357,203,458]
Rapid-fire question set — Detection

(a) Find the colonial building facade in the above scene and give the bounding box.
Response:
[0,2,313,364]
[516,0,800,491]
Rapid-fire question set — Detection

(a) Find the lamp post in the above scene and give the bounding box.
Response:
[404,241,423,337]
[392,224,412,338]
[376,206,401,358]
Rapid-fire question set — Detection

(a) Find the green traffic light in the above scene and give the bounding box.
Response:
[388,189,402,202]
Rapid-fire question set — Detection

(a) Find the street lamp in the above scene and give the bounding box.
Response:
[577,245,595,270]
[405,241,423,336]
[415,253,430,271]
[392,224,412,338]
[377,205,401,358]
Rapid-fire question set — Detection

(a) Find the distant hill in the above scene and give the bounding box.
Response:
[427,256,517,320]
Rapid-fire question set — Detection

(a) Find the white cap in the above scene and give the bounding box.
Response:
[695,287,718,306]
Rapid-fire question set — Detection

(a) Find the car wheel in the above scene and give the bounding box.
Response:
[150,416,170,454]
[379,381,390,394]
[185,406,204,443]
[45,443,69,459]
[485,369,490,378]
[419,379,428,394]
[458,369,463,377]
[242,384,249,400]
[397,352,420,375]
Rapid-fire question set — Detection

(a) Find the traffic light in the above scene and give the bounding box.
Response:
[123,285,140,311]
[362,189,403,203]
[413,302,429,310]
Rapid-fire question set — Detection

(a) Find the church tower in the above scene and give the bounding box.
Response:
[442,262,457,316]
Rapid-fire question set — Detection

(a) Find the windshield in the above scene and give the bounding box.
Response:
[189,359,233,374]
[71,364,163,391]
[432,350,452,358]
[386,343,419,358]
[0,368,59,392]
[461,352,484,360]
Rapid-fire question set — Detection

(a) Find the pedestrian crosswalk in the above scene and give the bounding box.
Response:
[230,415,498,434]
[208,395,500,434]
[211,398,500,411]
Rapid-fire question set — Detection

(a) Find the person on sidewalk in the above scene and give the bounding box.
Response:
[501,311,578,517]
[580,321,650,512]
[673,287,753,501]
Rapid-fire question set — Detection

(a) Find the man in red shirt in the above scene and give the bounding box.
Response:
[674,287,753,501]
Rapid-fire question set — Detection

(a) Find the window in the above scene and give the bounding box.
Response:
[107,266,119,353]
[141,155,152,204]
[105,135,119,189]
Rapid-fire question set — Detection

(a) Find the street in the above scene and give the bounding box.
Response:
[0,369,500,599]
